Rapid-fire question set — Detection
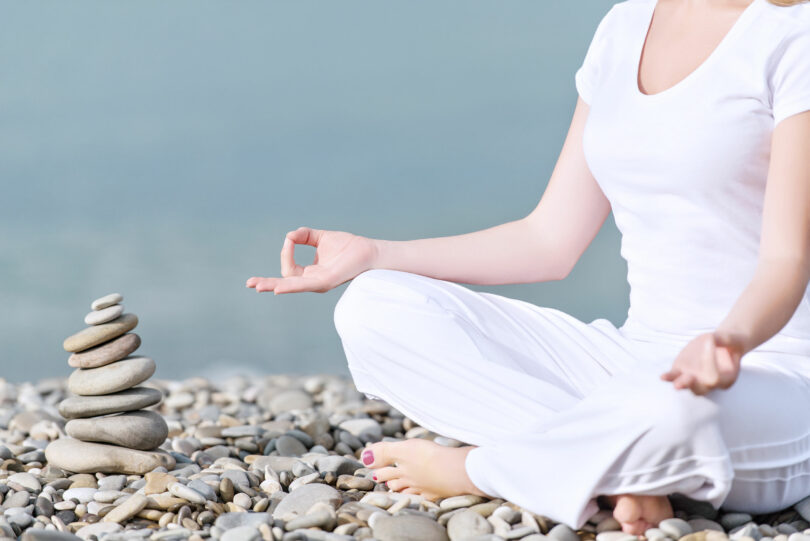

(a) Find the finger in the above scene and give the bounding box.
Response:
[254,278,279,293]
[274,275,329,295]
[246,277,260,288]
[715,347,739,388]
[673,372,694,390]
[286,226,325,248]
[661,370,678,381]
[701,338,720,388]
[280,237,305,278]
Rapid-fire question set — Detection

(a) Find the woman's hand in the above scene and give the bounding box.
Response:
[660,330,747,395]
[246,226,379,294]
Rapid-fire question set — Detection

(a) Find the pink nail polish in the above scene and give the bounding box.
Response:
[362,450,373,465]
[373,474,377,481]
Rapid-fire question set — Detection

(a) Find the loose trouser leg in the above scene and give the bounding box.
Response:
[334,268,643,447]
[333,269,810,529]
[466,354,810,528]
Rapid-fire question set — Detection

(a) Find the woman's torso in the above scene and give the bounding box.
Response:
[580,0,810,355]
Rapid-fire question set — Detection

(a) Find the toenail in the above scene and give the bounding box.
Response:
[362,450,374,465]
[373,474,377,481]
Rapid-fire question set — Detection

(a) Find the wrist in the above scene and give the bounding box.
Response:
[368,238,389,271]
[713,323,754,357]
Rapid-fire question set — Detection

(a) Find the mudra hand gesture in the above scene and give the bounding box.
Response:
[660,330,747,395]
[246,226,378,294]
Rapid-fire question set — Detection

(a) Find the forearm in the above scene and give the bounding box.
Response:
[369,217,569,285]
[715,257,810,356]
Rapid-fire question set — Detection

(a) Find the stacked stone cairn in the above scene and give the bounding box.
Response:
[44,293,176,474]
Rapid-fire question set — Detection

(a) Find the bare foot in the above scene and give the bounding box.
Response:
[361,439,490,501]
[601,494,674,535]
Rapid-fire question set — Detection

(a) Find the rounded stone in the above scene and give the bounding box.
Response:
[65,411,168,450]
[59,386,162,419]
[659,518,693,539]
[68,333,141,369]
[45,438,175,474]
[91,293,123,311]
[372,514,450,541]
[63,313,138,353]
[447,509,493,540]
[84,304,124,326]
[214,512,274,530]
[271,483,342,518]
[67,356,155,396]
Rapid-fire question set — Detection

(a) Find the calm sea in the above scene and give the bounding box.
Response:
[0,1,626,383]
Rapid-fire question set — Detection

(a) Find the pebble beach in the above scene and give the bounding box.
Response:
[2,372,810,541]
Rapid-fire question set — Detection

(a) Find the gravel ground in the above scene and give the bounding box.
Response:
[1,373,809,541]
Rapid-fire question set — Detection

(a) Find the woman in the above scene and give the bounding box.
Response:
[247,0,810,534]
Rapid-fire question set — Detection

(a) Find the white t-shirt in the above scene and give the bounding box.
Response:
[575,0,810,357]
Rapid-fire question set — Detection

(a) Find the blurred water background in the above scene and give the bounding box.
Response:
[0,1,623,383]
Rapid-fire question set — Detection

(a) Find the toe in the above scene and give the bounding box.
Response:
[613,495,643,525]
[372,466,401,483]
[386,478,410,492]
[362,442,397,468]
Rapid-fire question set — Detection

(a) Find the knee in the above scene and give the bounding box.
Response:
[632,380,723,447]
[333,269,430,340]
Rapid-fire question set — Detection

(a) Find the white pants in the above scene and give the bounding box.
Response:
[333,269,810,529]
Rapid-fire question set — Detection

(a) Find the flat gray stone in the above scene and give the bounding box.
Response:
[272,483,342,518]
[269,389,313,414]
[21,531,82,540]
[8,472,41,492]
[67,356,155,396]
[63,313,138,353]
[659,518,693,538]
[68,333,141,369]
[84,304,124,326]
[91,293,123,311]
[372,514,450,541]
[221,526,261,541]
[339,418,383,441]
[447,509,493,540]
[214,512,273,530]
[44,438,175,475]
[66,410,168,450]
[59,386,162,419]
[549,524,581,541]
[276,434,308,457]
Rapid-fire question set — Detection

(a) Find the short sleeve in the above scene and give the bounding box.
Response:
[574,5,618,105]
[771,25,810,127]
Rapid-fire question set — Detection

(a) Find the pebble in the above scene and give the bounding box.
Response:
[68,333,141,369]
[63,313,138,353]
[275,434,308,457]
[168,483,207,505]
[45,438,175,474]
[690,519,726,532]
[269,389,313,414]
[8,472,42,492]
[440,494,487,511]
[220,525,261,541]
[271,483,342,517]
[21,531,83,540]
[660,518,693,538]
[91,293,123,311]
[722,515,755,531]
[549,523,581,541]
[102,494,147,523]
[84,304,124,326]
[595,533,640,541]
[67,356,155,396]
[65,410,168,450]
[213,512,273,530]
[372,514,450,541]
[447,509,494,540]
[58,386,163,419]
